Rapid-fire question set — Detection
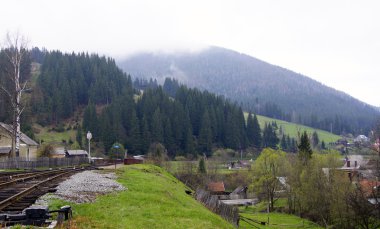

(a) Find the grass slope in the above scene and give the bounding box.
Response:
[244,113,341,143]
[50,164,233,229]
[33,123,76,144]
[239,201,322,229]
[239,212,322,229]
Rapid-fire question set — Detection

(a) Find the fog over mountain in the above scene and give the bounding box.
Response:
[118,46,379,135]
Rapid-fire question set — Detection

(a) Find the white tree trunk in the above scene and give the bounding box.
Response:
[0,32,28,157]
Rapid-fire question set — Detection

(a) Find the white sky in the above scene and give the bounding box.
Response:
[1,0,379,106]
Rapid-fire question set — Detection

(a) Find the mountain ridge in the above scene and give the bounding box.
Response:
[117,46,379,135]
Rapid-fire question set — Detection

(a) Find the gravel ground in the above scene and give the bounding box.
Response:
[36,170,126,205]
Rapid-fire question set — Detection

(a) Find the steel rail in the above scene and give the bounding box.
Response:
[0,170,74,211]
[0,169,78,189]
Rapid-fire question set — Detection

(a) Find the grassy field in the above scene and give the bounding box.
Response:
[33,123,76,144]
[49,164,233,229]
[238,200,322,229]
[239,212,322,229]
[245,113,341,143]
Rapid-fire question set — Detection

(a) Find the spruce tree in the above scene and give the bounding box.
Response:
[312,131,319,148]
[298,131,312,164]
[280,135,287,151]
[321,140,326,150]
[198,157,207,174]
[246,112,255,146]
[252,114,262,148]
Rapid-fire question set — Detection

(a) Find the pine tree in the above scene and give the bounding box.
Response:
[198,157,207,174]
[280,134,287,151]
[321,140,326,150]
[298,131,312,164]
[312,131,319,148]
[246,112,255,146]
[263,123,278,149]
[252,114,262,148]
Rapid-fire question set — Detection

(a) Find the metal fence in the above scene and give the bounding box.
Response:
[0,157,89,170]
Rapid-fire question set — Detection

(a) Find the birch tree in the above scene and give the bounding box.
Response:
[0,32,29,157]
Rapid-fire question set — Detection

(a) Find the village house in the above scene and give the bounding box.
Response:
[0,122,39,159]
[337,155,380,181]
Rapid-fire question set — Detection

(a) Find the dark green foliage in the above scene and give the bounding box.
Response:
[32,51,133,123]
[262,123,279,149]
[6,49,273,158]
[133,78,158,91]
[76,125,82,147]
[163,78,180,97]
[198,110,212,155]
[298,131,312,164]
[198,157,207,174]
[109,142,125,160]
[252,114,262,148]
[312,131,319,148]
[246,112,262,148]
[119,46,379,135]
[280,135,287,150]
[83,103,98,140]
[151,108,164,143]
[321,140,326,150]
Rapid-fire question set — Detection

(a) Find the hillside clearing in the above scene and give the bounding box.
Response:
[244,113,341,143]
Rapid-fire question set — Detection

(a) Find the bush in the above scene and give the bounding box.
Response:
[38,144,54,157]
[147,142,168,166]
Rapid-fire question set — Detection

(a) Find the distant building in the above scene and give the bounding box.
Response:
[354,135,370,143]
[207,182,226,195]
[337,155,380,181]
[124,155,145,165]
[65,149,88,158]
[0,122,38,159]
[52,148,88,158]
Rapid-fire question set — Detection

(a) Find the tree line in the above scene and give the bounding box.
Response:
[2,48,307,157]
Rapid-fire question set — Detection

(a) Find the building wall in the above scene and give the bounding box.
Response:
[19,144,38,159]
[0,128,12,148]
[0,128,38,159]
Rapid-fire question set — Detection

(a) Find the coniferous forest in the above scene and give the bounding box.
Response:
[1,48,274,156]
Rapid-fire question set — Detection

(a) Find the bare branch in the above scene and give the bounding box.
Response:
[0,84,13,102]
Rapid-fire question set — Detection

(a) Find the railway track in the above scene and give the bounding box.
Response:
[0,168,84,214]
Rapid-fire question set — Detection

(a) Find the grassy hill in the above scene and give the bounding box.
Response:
[50,164,233,229]
[244,113,341,143]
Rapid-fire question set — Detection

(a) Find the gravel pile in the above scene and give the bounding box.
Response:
[37,170,126,204]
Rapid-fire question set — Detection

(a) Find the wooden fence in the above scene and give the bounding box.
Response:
[195,188,239,227]
[0,157,89,170]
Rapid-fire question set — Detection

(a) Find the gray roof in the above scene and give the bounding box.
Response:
[66,150,88,156]
[0,147,11,154]
[0,122,38,146]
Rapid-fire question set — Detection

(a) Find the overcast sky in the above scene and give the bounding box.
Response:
[1,0,379,107]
